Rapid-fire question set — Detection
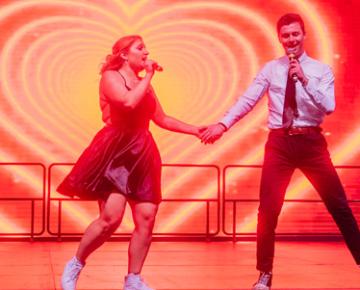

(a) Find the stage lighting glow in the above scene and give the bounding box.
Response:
[0,0,358,236]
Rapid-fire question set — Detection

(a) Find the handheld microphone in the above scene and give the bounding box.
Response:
[288,53,298,82]
[152,63,163,72]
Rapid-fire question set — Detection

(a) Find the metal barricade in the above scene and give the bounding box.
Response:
[0,162,46,240]
[223,165,360,241]
[48,163,220,240]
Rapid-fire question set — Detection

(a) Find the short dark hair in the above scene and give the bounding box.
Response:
[277,13,305,34]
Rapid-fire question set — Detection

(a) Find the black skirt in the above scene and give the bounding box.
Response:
[57,125,162,204]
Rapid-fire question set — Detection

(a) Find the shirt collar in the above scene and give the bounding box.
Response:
[298,51,307,62]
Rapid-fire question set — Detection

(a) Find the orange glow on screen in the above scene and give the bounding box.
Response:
[0,0,359,235]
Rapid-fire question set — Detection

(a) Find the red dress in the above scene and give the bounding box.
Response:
[57,75,162,203]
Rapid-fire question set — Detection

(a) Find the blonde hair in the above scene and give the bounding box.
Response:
[100,35,142,74]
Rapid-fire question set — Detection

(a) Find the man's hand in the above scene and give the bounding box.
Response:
[200,123,226,144]
[289,58,308,85]
[195,126,208,138]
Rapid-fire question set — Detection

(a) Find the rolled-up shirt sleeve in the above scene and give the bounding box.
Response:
[220,64,270,129]
[303,64,335,114]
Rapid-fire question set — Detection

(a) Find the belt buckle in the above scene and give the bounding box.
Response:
[287,127,303,135]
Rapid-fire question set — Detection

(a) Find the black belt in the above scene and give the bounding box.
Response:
[270,126,322,136]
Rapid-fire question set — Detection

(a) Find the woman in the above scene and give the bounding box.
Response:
[58,35,202,290]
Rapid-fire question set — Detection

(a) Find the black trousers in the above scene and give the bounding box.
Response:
[256,130,360,272]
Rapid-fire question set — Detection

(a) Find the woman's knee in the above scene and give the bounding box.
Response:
[139,212,157,227]
[131,202,158,233]
[98,215,122,234]
[134,213,157,237]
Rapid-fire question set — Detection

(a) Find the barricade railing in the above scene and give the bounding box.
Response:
[1,162,359,240]
[223,165,360,241]
[0,163,46,240]
[48,163,220,240]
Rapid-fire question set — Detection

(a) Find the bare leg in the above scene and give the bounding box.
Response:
[75,193,127,263]
[128,202,158,274]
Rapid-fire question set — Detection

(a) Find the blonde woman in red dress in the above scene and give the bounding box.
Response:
[58,35,203,290]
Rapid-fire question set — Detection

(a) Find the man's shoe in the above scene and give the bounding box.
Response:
[124,273,154,290]
[252,272,272,290]
[61,256,84,290]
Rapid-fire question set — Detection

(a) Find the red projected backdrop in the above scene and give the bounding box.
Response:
[0,0,359,236]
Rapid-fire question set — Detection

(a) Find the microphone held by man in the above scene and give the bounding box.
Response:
[288,53,298,82]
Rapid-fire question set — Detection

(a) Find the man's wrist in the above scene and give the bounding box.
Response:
[300,76,309,87]
[217,122,227,132]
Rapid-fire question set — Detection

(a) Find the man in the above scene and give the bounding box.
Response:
[200,13,360,290]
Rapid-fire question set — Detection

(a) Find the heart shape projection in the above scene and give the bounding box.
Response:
[0,0,359,234]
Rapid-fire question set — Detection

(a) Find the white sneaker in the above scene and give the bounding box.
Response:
[253,284,270,290]
[252,272,272,290]
[61,256,84,290]
[124,273,154,290]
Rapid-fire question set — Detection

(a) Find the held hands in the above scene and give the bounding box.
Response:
[196,126,208,138]
[199,123,226,144]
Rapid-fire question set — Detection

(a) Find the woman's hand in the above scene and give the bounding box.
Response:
[144,59,160,75]
[196,126,208,138]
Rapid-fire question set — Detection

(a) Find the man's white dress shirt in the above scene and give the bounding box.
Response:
[220,52,335,130]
